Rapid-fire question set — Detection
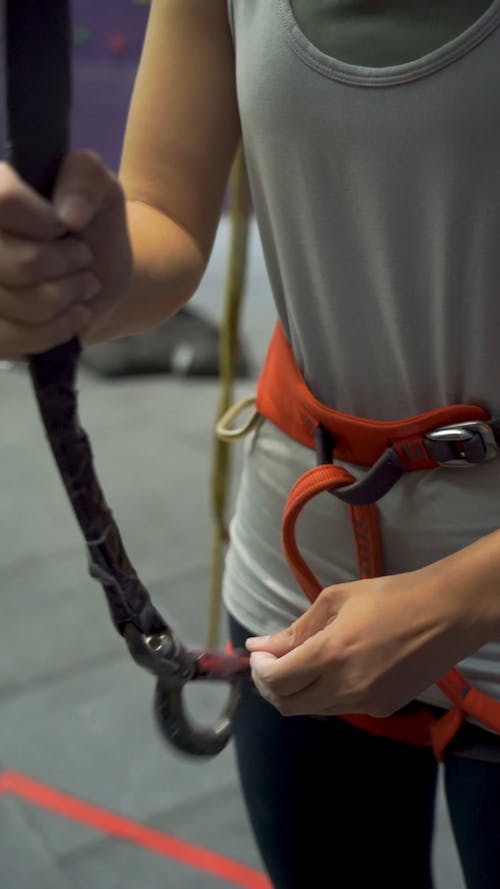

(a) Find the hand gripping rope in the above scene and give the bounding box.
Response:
[1,0,250,757]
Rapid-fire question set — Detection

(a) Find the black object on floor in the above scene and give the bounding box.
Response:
[81,307,251,378]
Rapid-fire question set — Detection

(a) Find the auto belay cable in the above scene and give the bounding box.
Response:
[1,0,250,757]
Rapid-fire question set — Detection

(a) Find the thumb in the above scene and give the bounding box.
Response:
[246,624,298,657]
[246,588,344,656]
[52,149,116,232]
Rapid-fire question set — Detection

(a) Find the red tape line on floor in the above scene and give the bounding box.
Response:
[0,770,271,889]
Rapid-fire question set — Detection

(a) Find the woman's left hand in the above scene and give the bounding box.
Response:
[246,554,494,717]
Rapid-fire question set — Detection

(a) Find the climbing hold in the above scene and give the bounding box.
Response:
[74,26,91,46]
[107,33,129,55]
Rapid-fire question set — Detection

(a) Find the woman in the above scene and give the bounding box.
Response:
[0,2,499,886]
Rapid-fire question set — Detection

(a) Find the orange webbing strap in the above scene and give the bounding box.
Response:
[262,323,500,757]
[429,668,500,761]
[281,463,441,748]
[280,459,487,760]
[349,504,385,579]
[347,675,500,759]
[281,463,386,599]
[429,707,466,761]
[438,669,500,733]
[282,463,357,602]
[343,710,437,747]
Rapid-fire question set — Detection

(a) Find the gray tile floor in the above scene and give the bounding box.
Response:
[1,218,466,888]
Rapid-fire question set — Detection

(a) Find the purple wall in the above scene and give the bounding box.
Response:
[71,0,150,171]
[2,2,231,207]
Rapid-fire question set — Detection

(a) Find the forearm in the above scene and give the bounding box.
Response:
[422,527,500,646]
[86,199,205,343]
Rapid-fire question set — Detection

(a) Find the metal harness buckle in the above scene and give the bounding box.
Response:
[425,420,498,468]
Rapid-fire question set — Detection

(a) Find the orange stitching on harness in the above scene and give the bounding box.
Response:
[349,504,385,579]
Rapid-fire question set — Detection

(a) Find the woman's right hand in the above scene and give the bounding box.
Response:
[0,149,133,360]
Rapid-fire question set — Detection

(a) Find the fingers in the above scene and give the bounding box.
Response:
[249,630,362,717]
[0,272,100,324]
[250,631,328,698]
[0,232,93,289]
[0,302,91,356]
[0,150,121,238]
[246,585,346,656]
[52,149,122,231]
[0,162,65,240]
[0,149,132,359]
[0,230,99,330]
[246,626,297,658]
[0,151,113,357]
[247,587,353,716]
[250,644,338,716]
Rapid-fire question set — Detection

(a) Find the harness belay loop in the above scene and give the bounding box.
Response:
[255,321,500,760]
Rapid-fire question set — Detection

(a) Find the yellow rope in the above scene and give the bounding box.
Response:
[206,145,252,649]
[215,394,260,441]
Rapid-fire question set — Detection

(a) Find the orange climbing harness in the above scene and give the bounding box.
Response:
[254,321,500,760]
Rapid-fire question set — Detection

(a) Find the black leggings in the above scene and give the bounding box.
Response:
[229,615,500,889]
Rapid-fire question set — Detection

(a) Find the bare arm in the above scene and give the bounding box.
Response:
[91,0,241,341]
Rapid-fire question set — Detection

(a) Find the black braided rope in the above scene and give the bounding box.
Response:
[1,0,247,756]
[2,0,165,637]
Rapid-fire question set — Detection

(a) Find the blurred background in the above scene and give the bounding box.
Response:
[70,0,252,378]
[0,2,465,887]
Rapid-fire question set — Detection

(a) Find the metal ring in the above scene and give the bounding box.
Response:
[153,678,244,757]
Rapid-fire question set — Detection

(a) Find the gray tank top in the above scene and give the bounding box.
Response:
[227,0,500,420]
[223,0,500,730]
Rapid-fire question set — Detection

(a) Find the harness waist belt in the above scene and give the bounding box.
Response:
[254,321,500,760]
